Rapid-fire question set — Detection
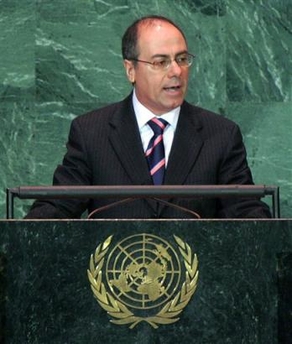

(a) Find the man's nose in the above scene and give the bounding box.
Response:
[167,59,182,76]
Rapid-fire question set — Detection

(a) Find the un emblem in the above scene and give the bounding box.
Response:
[87,233,199,329]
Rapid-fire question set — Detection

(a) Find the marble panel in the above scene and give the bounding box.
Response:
[0,252,6,343]
[0,0,35,102]
[226,0,292,102]
[0,219,291,343]
[225,102,292,218]
[0,101,37,217]
[277,252,292,343]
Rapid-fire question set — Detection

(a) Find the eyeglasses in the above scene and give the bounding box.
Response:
[130,53,195,71]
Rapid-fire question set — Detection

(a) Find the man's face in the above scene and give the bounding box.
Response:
[124,21,190,115]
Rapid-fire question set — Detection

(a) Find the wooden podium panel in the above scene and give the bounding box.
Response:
[0,220,291,343]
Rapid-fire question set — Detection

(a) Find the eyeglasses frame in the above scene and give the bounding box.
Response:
[129,52,195,70]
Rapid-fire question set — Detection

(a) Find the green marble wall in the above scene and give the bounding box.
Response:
[0,0,291,218]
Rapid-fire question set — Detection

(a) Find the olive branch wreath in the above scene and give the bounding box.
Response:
[87,234,199,329]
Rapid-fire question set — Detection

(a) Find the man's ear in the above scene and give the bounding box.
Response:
[123,60,136,84]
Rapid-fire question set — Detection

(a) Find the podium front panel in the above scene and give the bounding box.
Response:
[0,219,291,343]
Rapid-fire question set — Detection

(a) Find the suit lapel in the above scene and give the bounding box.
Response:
[108,95,152,186]
[164,101,204,185]
[157,102,204,216]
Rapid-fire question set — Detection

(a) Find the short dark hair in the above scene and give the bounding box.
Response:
[121,15,187,60]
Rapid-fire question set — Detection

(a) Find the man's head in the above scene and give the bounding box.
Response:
[122,16,193,115]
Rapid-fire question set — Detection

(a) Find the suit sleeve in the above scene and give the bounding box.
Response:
[216,124,271,218]
[25,118,91,219]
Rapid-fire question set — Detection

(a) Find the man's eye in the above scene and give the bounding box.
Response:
[153,59,169,67]
[176,56,188,64]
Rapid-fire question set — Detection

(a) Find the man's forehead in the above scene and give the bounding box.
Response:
[138,19,177,33]
[137,20,186,47]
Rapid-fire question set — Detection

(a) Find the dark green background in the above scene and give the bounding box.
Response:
[0,0,291,218]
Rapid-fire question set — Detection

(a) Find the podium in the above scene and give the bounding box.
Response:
[1,219,291,343]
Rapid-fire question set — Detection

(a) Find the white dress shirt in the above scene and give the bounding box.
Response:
[132,89,180,167]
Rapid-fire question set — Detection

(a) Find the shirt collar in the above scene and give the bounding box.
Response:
[132,88,180,130]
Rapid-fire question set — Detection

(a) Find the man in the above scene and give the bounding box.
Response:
[25,15,271,219]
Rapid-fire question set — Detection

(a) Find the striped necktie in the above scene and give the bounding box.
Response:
[145,118,168,185]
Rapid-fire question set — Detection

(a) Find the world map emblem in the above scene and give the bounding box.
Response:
[87,233,199,329]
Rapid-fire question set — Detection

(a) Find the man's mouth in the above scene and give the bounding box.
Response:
[163,85,181,91]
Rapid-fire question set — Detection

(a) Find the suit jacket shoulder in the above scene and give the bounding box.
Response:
[73,94,133,128]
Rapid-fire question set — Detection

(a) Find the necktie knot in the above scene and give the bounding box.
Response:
[147,118,168,136]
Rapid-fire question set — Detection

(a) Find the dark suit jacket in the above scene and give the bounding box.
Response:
[26,94,271,219]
